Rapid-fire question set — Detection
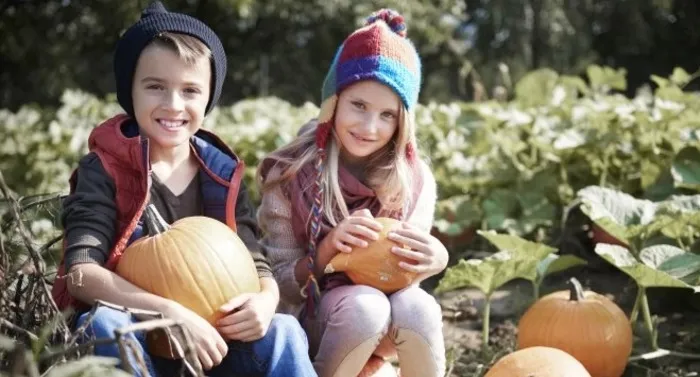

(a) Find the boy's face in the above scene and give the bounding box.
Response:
[131,44,211,150]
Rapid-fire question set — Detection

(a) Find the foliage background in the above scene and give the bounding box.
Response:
[2,0,700,110]
[4,1,700,375]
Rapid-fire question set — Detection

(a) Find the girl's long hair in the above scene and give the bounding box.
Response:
[257,104,418,227]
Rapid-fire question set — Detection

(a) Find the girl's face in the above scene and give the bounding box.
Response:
[334,80,400,165]
[131,44,211,151]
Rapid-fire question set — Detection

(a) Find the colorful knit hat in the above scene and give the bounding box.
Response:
[300,9,422,319]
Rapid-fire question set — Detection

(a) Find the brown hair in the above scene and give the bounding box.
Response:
[150,32,212,65]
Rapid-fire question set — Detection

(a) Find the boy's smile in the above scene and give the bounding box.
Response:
[131,44,211,153]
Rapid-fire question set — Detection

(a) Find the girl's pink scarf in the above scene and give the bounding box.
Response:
[286,161,423,245]
[283,159,424,290]
[259,149,424,289]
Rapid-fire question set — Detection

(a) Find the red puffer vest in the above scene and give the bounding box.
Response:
[51,114,244,316]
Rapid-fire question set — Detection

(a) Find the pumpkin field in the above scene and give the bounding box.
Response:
[3,65,700,376]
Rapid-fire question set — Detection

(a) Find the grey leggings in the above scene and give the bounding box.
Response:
[303,284,446,377]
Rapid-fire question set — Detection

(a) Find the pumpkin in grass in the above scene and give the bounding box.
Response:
[517,278,632,377]
[116,204,261,358]
[324,217,418,294]
[485,346,591,377]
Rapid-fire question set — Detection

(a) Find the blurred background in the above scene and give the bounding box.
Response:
[2,0,700,110]
[4,2,700,375]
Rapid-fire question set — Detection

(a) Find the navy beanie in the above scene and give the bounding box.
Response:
[114,1,227,116]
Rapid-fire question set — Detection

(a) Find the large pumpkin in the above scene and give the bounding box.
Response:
[116,204,261,358]
[485,346,591,377]
[324,217,418,294]
[517,278,632,377]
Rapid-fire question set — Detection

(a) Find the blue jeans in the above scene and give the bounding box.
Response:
[75,307,317,377]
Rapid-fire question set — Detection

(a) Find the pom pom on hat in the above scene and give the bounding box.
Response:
[365,8,407,37]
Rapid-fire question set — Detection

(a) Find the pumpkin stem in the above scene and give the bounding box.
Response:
[144,204,170,236]
[568,277,585,301]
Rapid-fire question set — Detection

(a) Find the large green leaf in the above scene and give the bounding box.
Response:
[514,68,560,107]
[482,189,519,229]
[477,230,557,261]
[435,250,541,296]
[595,243,700,291]
[671,146,700,191]
[577,186,657,244]
[537,254,588,278]
[639,244,686,268]
[434,195,481,236]
[657,252,700,282]
[587,65,628,92]
[578,186,700,245]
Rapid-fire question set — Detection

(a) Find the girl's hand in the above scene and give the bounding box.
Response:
[387,222,448,278]
[327,209,383,254]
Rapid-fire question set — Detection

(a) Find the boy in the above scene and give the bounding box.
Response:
[50,2,316,376]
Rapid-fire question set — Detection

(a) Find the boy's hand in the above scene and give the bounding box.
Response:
[387,222,448,279]
[215,290,277,342]
[161,301,228,371]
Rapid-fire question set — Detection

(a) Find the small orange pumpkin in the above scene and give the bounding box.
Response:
[517,278,632,377]
[116,204,261,357]
[485,346,591,377]
[324,217,417,294]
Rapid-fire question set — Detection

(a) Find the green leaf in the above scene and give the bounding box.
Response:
[477,230,557,261]
[671,146,700,191]
[482,189,519,230]
[538,254,588,278]
[596,243,699,291]
[577,185,656,244]
[435,250,541,296]
[658,252,700,281]
[587,65,627,92]
[639,244,686,268]
[651,75,670,89]
[670,67,692,87]
[514,68,560,107]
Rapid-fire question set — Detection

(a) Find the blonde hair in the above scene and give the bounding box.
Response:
[258,105,418,227]
[150,32,212,65]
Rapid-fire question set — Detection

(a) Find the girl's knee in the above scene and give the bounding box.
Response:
[329,285,391,335]
[389,286,442,328]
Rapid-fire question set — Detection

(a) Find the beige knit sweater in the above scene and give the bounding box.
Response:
[257,160,438,317]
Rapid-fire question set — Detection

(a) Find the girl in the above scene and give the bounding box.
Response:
[257,9,447,377]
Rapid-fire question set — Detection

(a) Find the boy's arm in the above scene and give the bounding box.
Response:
[62,153,116,269]
[62,153,177,312]
[66,263,177,313]
[233,179,274,280]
